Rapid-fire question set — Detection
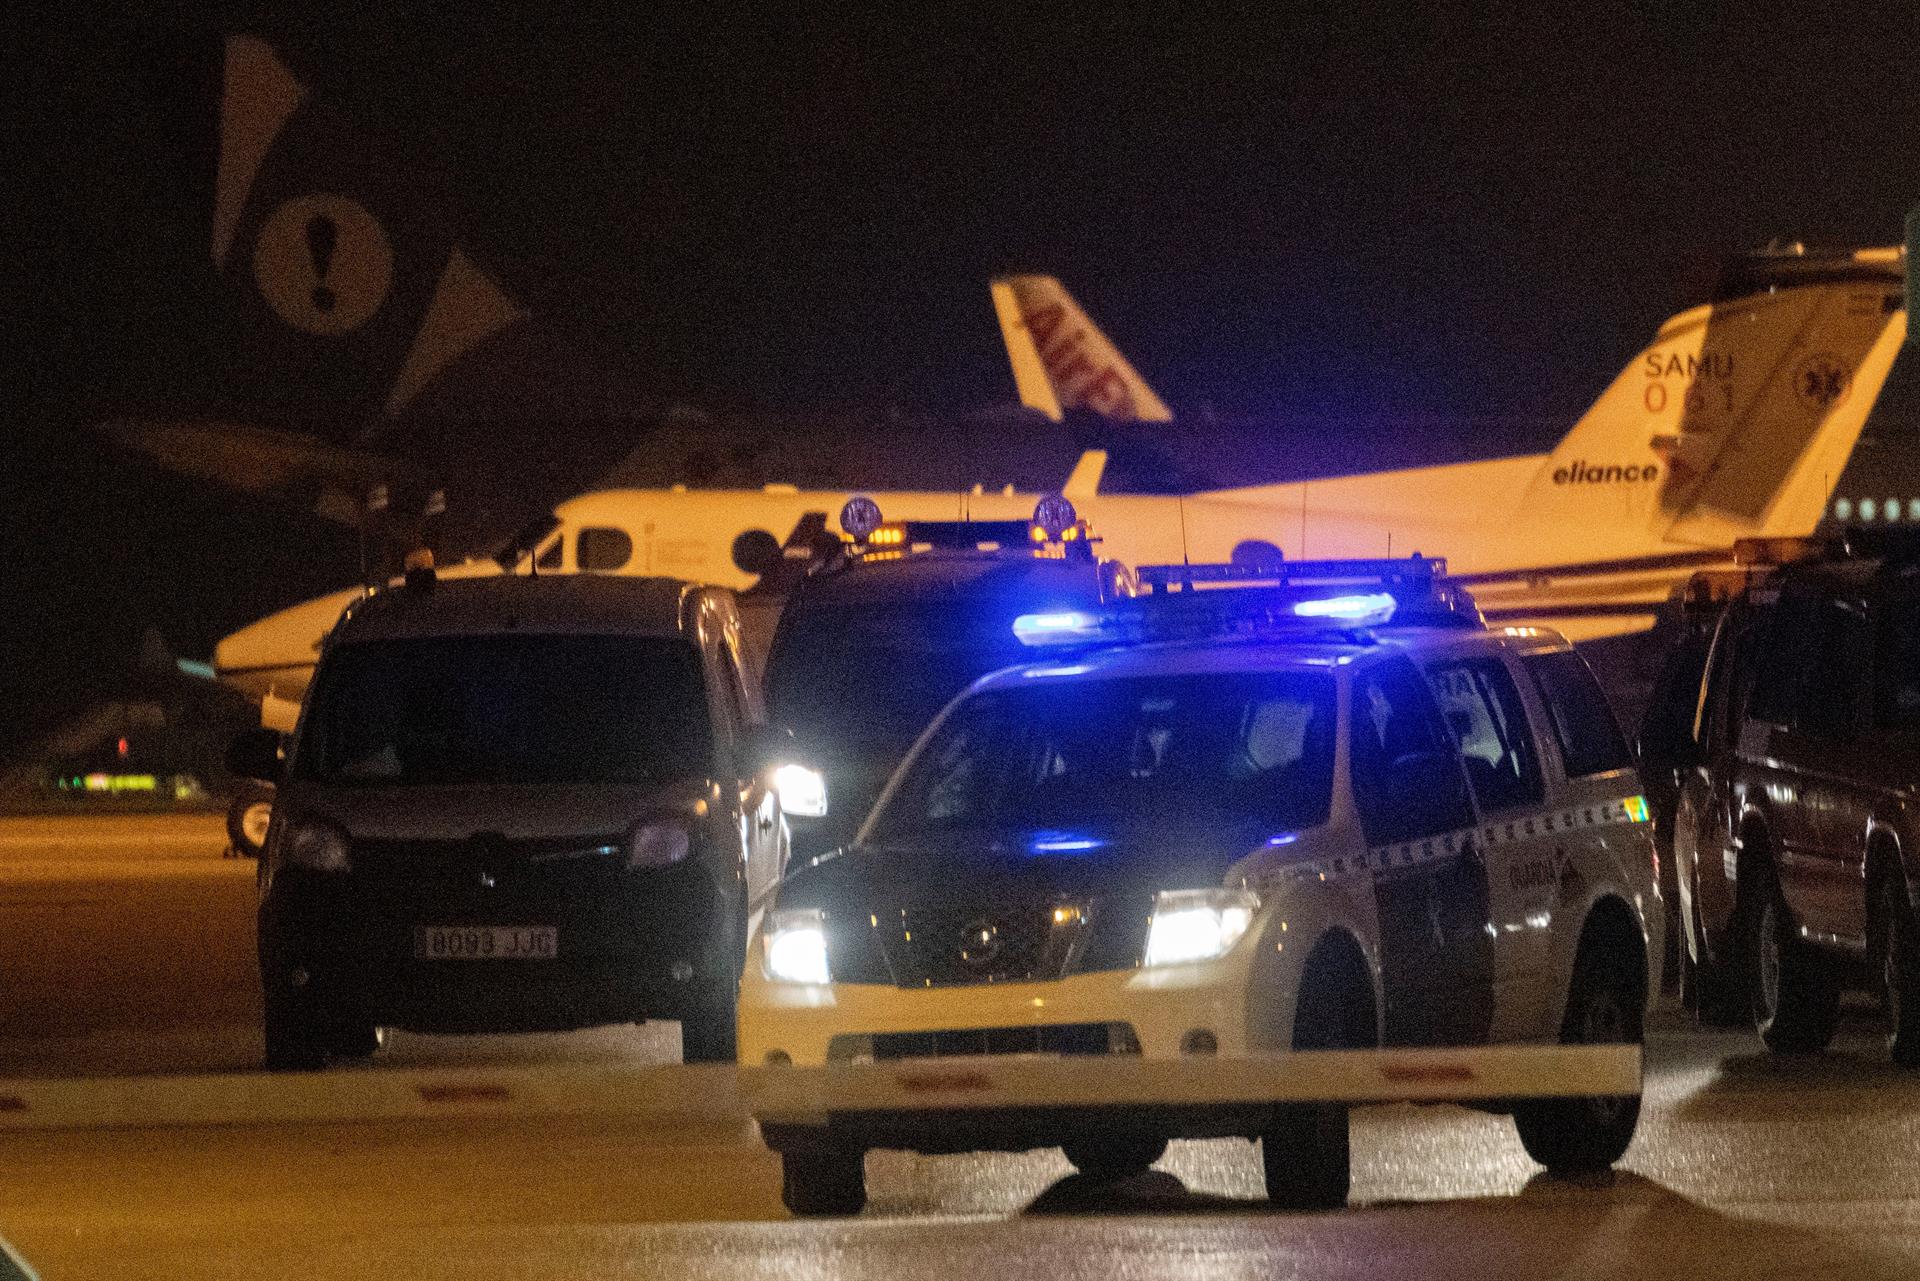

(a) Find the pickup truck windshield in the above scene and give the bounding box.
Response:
[298,634,710,786]
[870,671,1337,840]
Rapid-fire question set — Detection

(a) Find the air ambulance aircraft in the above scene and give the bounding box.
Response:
[216,246,1906,706]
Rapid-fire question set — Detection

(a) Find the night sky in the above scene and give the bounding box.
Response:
[9,4,1920,758]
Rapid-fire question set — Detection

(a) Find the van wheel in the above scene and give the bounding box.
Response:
[226,782,274,858]
[781,1146,866,1217]
[680,1003,737,1063]
[1514,941,1643,1173]
[263,992,327,1071]
[1877,873,1920,1067]
[1061,1133,1168,1179]
[329,1021,386,1060]
[1749,879,1839,1054]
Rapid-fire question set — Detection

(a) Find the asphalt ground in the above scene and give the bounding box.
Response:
[1,814,1918,1279]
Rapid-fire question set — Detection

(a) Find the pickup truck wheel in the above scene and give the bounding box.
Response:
[1061,1133,1168,1179]
[1261,1103,1350,1209]
[1260,952,1362,1209]
[1749,885,1839,1054]
[1514,941,1643,1173]
[780,1146,866,1217]
[1878,875,1920,1067]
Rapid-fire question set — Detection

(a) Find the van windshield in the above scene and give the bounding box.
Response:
[297,634,710,787]
[868,671,1338,842]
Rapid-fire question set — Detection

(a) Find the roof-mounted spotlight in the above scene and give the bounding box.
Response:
[1030,494,1077,543]
[839,495,883,542]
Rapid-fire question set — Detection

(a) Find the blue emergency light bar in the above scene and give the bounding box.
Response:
[1012,555,1480,647]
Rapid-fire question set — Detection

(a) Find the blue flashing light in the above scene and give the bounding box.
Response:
[1265,832,1299,847]
[1290,591,1397,624]
[1027,831,1108,856]
[1022,663,1092,678]
[1013,610,1102,644]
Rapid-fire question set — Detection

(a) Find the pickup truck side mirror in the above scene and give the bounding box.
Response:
[226,727,287,784]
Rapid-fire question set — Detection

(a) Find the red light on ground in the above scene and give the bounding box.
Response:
[116,737,129,759]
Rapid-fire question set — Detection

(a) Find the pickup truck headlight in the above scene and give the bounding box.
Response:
[773,764,828,818]
[1144,888,1260,967]
[763,908,831,984]
[283,820,351,873]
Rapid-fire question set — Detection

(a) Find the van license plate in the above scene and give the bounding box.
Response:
[415,926,558,960]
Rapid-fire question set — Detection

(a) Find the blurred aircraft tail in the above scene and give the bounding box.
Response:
[1521,246,1906,543]
[991,275,1174,423]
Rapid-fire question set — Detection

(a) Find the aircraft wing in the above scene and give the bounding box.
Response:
[1451,547,1736,627]
[100,418,433,526]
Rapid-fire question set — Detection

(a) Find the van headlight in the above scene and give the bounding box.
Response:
[773,764,828,818]
[1143,888,1260,967]
[763,908,831,984]
[283,820,351,873]
[626,820,692,869]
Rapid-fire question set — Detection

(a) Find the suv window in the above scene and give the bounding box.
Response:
[1522,649,1631,777]
[1425,657,1543,811]
[1749,597,1866,739]
[1876,596,1920,728]
[1351,656,1474,844]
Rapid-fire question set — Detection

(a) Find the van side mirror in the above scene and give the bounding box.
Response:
[227,727,286,784]
[744,724,829,817]
[742,723,798,777]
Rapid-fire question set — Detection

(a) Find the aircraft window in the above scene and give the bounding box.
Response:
[578,527,632,572]
[535,535,563,571]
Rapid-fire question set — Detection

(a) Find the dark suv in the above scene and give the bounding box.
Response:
[1662,536,1920,1060]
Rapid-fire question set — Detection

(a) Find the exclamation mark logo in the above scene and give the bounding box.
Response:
[306,213,338,313]
[254,194,390,334]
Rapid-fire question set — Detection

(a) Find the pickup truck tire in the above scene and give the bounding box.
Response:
[1879,874,1920,1067]
[1061,1133,1168,1179]
[1750,881,1840,1054]
[1514,940,1643,1173]
[780,1146,866,1217]
[1261,953,1361,1208]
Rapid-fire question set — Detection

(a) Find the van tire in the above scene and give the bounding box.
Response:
[226,782,274,858]
[1749,879,1839,1054]
[263,992,327,1071]
[1514,938,1643,1173]
[781,1146,866,1217]
[680,1004,738,1063]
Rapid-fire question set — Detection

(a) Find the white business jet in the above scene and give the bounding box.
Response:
[217,248,1905,708]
